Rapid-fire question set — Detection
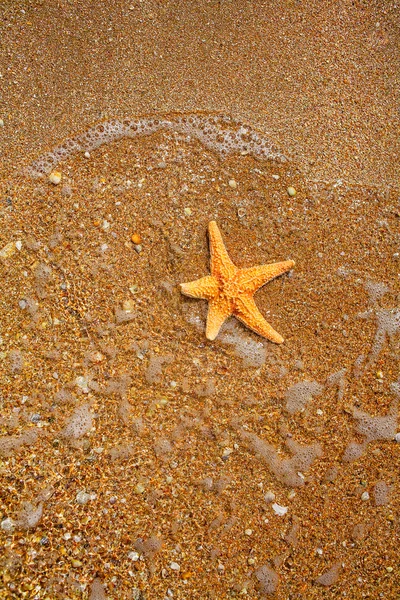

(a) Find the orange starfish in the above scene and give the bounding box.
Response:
[180,221,295,343]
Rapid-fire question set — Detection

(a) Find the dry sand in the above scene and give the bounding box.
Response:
[0,2,399,599]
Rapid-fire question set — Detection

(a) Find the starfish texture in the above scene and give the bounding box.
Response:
[180,221,295,343]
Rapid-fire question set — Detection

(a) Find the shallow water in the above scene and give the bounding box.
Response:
[0,115,399,599]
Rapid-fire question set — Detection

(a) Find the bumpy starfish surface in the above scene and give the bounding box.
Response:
[180,221,295,343]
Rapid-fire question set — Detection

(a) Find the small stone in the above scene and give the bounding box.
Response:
[361,491,370,501]
[272,503,288,516]
[386,566,393,573]
[19,299,27,309]
[272,174,280,180]
[131,233,142,245]
[0,118,4,127]
[170,562,180,571]
[76,491,91,505]
[0,241,16,259]
[222,447,233,457]
[395,433,400,443]
[244,528,253,536]
[184,207,192,216]
[100,243,108,252]
[128,551,140,561]
[248,557,256,565]
[134,244,142,254]
[49,171,62,185]
[1,518,15,532]
[71,559,82,567]
[228,179,237,189]
[287,186,296,197]
[84,151,90,158]
[15,240,22,251]
[134,483,145,494]
[264,491,275,503]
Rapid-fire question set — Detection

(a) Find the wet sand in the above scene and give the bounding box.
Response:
[0,2,399,600]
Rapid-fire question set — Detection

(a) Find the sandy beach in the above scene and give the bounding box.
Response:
[0,2,399,599]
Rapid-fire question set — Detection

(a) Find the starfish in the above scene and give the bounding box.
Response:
[180,221,295,343]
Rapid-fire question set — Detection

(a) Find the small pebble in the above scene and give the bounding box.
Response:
[0,241,16,259]
[0,118,4,127]
[19,300,27,309]
[49,171,62,185]
[287,186,296,197]
[15,240,22,251]
[76,491,91,505]
[170,562,180,571]
[131,233,142,245]
[264,491,275,503]
[1,518,15,532]
[134,244,142,254]
[244,528,253,536]
[386,566,393,573]
[128,551,140,561]
[228,179,237,189]
[361,491,370,501]
[84,151,90,158]
[222,447,233,457]
[184,207,192,216]
[395,433,400,443]
[272,503,288,516]
[272,174,280,180]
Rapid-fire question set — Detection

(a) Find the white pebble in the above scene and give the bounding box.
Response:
[15,240,22,251]
[394,433,400,443]
[361,491,370,501]
[272,503,288,516]
[272,174,280,180]
[76,491,91,505]
[49,171,62,185]
[170,562,180,571]
[287,186,296,197]
[244,528,253,536]
[84,151,90,158]
[0,118,4,127]
[1,517,15,532]
[264,491,275,503]
[228,179,237,189]
[128,551,140,561]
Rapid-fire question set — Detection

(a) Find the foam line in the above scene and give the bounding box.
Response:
[25,112,287,177]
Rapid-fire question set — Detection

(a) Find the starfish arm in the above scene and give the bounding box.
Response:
[236,260,295,295]
[206,298,232,341]
[234,295,285,343]
[208,221,237,280]
[180,275,219,300]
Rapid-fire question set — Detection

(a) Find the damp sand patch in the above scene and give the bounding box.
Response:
[0,113,399,599]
